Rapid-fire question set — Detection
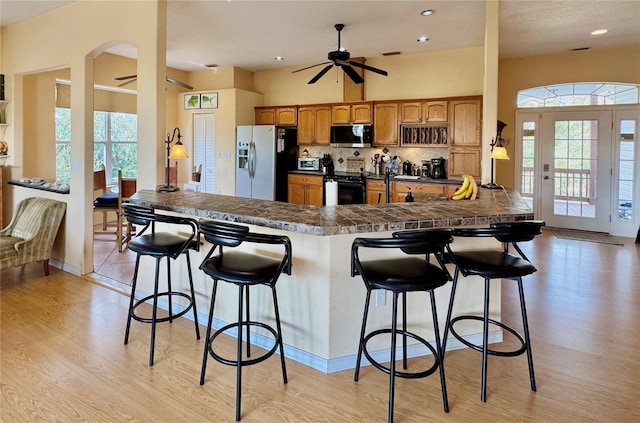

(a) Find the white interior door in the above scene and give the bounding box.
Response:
[193,113,216,193]
[539,111,612,231]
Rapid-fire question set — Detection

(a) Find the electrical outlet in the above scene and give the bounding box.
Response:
[376,290,386,307]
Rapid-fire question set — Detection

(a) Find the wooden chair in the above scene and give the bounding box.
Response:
[93,167,137,252]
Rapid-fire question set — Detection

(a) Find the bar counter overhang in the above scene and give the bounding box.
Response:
[128,188,534,373]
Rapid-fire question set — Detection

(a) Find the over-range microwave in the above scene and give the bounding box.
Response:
[330,124,372,148]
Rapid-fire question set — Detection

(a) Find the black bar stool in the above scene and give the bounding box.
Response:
[122,204,201,366]
[351,228,453,423]
[442,220,545,402]
[198,220,292,421]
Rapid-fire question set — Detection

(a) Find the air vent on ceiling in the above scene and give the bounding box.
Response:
[382,51,402,56]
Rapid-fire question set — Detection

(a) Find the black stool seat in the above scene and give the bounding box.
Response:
[198,220,291,421]
[443,220,545,402]
[352,228,453,423]
[201,250,282,284]
[122,204,201,366]
[452,251,536,278]
[358,257,450,292]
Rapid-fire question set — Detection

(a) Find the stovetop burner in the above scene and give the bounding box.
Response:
[324,171,369,182]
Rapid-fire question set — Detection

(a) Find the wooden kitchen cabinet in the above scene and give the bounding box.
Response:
[255,106,298,126]
[373,102,399,146]
[366,179,389,204]
[399,100,448,123]
[449,147,481,178]
[288,174,323,206]
[449,99,481,146]
[331,102,372,124]
[392,181,444,202]
[297,106,331,146]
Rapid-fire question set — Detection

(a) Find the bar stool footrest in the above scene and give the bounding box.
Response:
[449,315,527,357]
[207,321,280,367]
[363,328,439,379]
[131,292,195,324]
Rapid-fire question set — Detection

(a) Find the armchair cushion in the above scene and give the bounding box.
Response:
[0,197,66,275]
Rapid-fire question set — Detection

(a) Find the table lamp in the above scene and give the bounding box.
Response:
[156,127,189,192]
[481,120,510,189]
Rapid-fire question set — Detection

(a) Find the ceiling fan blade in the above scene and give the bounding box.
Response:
[292,62,331,73]
[348,61,389,76]
[117,78,137,87]
[308,64,334,84]
[166,77,193,90]
[114,74,138,81]
[342,65,364,84]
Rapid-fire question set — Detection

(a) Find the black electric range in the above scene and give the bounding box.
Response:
[323,171,368,205]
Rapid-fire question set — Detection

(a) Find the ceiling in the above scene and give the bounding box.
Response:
[1,1,639,73]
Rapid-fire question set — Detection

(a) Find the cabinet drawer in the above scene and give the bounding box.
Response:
[289,174,323,186]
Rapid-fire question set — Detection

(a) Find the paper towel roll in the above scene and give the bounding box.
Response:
[325,180,338,206]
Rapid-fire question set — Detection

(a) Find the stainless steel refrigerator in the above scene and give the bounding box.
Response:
[236,125,298,201]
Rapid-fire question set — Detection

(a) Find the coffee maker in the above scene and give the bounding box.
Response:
[321,153,334,175]
[431,157,446,179]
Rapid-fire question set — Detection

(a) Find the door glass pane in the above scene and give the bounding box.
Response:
[553,120,597,218]
[618,120,635,221]
[521,121,535,209]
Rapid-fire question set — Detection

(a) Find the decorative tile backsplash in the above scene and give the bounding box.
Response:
[303,146,449,174]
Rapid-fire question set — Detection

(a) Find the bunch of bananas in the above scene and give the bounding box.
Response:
[451,174,478,201]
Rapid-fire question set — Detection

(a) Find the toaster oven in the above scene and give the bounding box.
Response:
[297,157,321,171]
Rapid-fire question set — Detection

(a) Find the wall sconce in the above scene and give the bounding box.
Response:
[481,120,510,189]
[157,127,189,192]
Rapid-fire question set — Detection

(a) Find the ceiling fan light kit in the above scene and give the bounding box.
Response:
[292,23,389,85]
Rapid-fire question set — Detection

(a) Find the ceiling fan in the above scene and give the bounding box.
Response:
[292,23,389,85]
[114,75,193,90]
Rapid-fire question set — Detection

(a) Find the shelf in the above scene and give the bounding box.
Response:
[400,124,448,147]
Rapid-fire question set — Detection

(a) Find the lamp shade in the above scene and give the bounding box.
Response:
[491,146,510,160]
[169,141,189,159]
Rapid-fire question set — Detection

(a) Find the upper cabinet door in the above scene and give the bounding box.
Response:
[424,101,448,122]
[351,103,372,124]
[314,106,331,145]
[276,107,297,126]
[297,107,315,145]
[255,108,276,125]
[331,105,351,124]
[399,102,423,123]
[373,102,399,146]
[449,99,481,146]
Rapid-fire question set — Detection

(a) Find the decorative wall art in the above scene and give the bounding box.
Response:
[200,92,218,109]
[184,94,200,110]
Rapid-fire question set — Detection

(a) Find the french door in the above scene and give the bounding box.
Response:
[539,111,613,231]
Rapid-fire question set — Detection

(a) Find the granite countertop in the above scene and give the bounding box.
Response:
[130,188,533,236]
[288,170,462,185]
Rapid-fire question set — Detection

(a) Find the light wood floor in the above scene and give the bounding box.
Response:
[2,230,639,422]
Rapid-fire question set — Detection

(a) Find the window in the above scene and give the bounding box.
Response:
[517,83,639,108]
[617,120,635,221]
[55,108,137,184]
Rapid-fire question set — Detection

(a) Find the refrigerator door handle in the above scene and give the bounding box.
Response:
[248,140,256,178]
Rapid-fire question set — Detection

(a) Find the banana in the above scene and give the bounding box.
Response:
[464,178,474,198]
[453,174,470,196]
[468,175,479,200]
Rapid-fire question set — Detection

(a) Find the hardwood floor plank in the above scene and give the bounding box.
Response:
[2,231,640,422]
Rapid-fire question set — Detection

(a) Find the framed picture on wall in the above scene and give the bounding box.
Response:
[184,94,200,109]
[200,92,218,109]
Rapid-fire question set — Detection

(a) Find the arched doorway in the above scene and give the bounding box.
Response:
[514,83,640,237]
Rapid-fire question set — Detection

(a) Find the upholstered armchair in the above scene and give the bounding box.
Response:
[0,197,67,276]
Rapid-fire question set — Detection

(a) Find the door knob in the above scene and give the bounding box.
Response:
[543,175,549,180]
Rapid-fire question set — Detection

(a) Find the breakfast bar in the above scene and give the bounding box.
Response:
[129,188,533,373]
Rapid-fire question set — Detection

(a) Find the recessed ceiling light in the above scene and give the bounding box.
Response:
[420,9,435,16]
[275,56,284,61]
[205,63,218,68]
[417,36,429,43]
[591,28,608,35]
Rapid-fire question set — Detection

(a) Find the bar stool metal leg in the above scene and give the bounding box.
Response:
[354,289,372,382]
[388,292,399,423]
[441,267,460,355]
[236,284,245,421]
[430,290,449,412]
[124,255,141,345]
[481,277,491,402]
[272,285,288,383]
[402,292,408,370]
[185,252,200,339]
[149,257,162,366]
[518,278,536,391]
[200,279,218,385]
